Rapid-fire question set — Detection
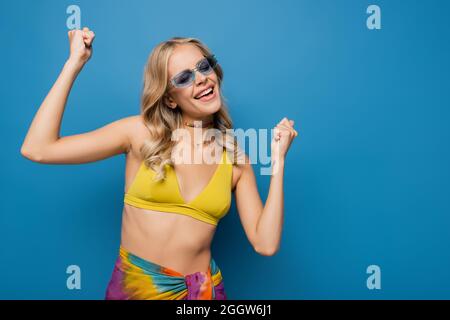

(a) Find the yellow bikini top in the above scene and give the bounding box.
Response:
[124,148,233,226]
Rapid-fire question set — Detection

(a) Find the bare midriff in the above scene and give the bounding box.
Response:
[121,203,217,276]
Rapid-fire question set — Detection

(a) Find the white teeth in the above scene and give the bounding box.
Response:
[196,87,213,98]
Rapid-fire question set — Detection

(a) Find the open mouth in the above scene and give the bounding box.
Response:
[194,86,215,99]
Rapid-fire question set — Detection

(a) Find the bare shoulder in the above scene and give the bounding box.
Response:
[232,152,253,190]
[123,114,152,156]
[119,114,147,136]
[121,114,144,128]
[235,151,253,169]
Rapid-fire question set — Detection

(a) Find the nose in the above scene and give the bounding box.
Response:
[194,69,208,86]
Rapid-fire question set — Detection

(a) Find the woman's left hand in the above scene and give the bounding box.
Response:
[271,117,298,162]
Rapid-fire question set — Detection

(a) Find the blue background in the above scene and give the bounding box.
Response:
[1,0,449,299]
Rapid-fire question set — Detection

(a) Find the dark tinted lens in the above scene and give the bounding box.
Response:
[206,55,217,68]
[198,58,212,74]
[173,71,193,87]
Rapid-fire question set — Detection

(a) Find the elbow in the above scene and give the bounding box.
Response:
[20,145,44,163]
[254,245,279,257]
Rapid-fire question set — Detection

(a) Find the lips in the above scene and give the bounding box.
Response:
[194,85,214,99]
[195,88,216,102]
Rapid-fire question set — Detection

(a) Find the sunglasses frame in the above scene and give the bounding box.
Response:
[169,54,218,89]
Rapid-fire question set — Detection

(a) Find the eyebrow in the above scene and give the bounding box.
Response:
[174,56,206,76]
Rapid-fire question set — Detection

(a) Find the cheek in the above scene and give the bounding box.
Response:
[173,90,193,104]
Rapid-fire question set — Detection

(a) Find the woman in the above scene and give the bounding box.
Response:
[20,27,298,300]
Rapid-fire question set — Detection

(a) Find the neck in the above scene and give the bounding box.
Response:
[182,116,214,128]
[181,116,215,147]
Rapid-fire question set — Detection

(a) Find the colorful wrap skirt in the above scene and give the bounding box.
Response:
[105,246,227,300]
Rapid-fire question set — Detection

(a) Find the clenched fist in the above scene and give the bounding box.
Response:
[271,117,298,163]
[67,26,95,65]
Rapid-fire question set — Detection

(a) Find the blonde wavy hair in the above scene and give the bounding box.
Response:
[139,37,239,181]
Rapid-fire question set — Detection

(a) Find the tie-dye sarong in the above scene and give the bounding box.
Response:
[105,246,227,300]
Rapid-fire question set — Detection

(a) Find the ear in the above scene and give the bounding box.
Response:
[164,92,177,109]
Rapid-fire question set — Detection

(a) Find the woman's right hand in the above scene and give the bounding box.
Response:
[67,26,95,66]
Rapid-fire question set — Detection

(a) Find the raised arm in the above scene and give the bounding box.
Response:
[20,27,132,164]
[234,118,298,256]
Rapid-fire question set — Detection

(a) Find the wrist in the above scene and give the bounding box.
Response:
[65,57,85,72]
[271,154,285,165]
[271,156,285,175]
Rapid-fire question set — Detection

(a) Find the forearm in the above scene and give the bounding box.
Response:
[255,157,285,255]
[21,58,83,154]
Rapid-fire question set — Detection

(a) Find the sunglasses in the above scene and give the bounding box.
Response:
[169,55,218,88]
